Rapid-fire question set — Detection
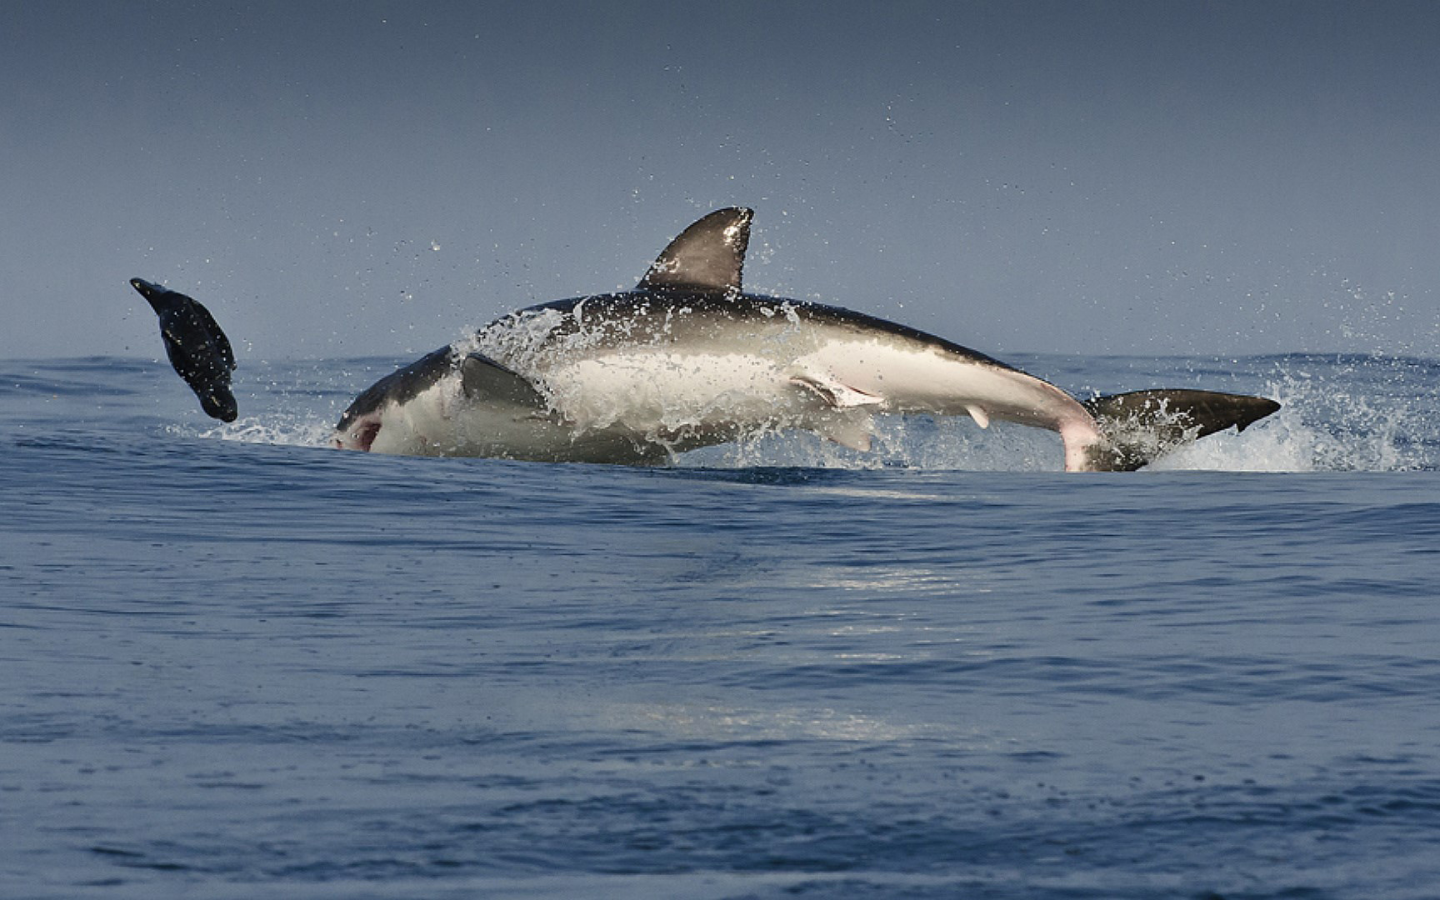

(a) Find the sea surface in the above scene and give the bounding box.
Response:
[3,353,1439,899]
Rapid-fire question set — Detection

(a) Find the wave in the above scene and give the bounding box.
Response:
[9,353,1433,473]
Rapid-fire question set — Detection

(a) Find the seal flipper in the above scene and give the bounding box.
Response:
[637,207,753,294]
[460,353,549,408]
[1082,389,1281,471]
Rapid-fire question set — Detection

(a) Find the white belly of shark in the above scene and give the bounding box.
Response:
[522,326,1099,461]
[334,208,1279,471]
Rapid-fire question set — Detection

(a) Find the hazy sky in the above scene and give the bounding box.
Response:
[3,1,1438,360]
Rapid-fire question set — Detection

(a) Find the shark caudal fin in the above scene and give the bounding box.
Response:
[1078,389,1281,472]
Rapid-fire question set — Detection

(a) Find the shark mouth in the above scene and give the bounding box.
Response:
[334,416,381,452]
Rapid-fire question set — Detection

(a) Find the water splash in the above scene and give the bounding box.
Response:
[175,353,1437,473]
[191,415,334,449]
[1245,354,1438,472]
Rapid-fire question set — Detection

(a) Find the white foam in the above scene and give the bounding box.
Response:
[188,415,335,449]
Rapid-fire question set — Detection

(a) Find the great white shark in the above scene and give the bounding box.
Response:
[333,208,1279,471]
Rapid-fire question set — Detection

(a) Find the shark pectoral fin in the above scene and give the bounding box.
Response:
[816,412,875,452]
[460,353,548,408]
[965,404,990,429]
[790,373,883,409]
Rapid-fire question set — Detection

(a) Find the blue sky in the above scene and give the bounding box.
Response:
[3,1,1438,360]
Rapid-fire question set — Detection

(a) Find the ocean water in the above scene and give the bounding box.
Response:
[3,353,1439,899]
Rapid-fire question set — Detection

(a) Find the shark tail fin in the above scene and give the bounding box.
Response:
[1078,389,1281,472]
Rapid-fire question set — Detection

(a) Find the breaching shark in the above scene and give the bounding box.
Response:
[131,277,238,422]
[333,208,1279,471]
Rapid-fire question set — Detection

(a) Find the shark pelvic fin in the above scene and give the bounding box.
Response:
[816,412,875,452]
[790,373,883,409]
[638,207,753,294]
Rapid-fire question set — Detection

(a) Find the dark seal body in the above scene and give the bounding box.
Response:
[130,278,238,422]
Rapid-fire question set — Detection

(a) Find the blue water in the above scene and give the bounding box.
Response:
[3,354,1440,899]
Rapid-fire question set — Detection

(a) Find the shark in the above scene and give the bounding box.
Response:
[332,208,1279,470]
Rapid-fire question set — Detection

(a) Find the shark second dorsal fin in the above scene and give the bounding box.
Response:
[638,207,753,294]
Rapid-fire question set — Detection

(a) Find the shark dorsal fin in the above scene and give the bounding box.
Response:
[638,207,753,294]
